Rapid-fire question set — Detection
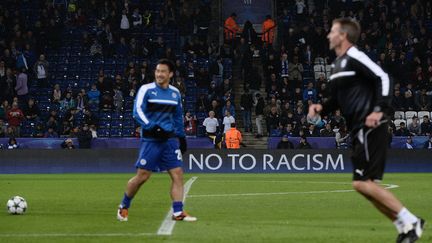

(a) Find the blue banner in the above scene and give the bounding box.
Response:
[0,149,431,174]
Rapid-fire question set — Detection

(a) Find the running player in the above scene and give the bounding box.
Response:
[308,18,425,242]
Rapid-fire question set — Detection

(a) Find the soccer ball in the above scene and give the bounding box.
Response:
[6,196,27,215]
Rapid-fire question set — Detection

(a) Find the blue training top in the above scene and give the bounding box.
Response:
[133,82,185,140]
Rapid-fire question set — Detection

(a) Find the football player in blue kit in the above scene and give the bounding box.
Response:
[117,59,196,222]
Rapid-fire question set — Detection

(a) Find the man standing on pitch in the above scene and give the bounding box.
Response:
[308,18,424,242]
[117,59,196,222]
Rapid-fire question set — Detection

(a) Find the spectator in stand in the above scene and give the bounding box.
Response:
[395,122,411,136]
[0,118,7,137]
[240,87,254,132]
[266,106,280,135]
[90,39,103,57]
[78,123,92,148]
[277,134,294,149]
[305,123,319,137]
[88,83,101,107]
[320,123,335,137]
[61,138,75,149]
[7,137,19,149]
[392,89,405,111]
[23,98,40,122]
[241,21,258,46]
[0,100,10,120]
[44,127,59,138]
[405,136,415,149]
[15,68,28,105]
[116,37,130,57]
[46,116,59,132]
[196,67,209,88]
[416,88,431,111]
[119,9,130,38]
[288,56,303,88]
[113,86,123,112]
[82,109,98,128]
[6,102,24,137]
[1,68,16,103]
[132,8,142,29]
[222,110,235,134]
[403,89,417,111]
[184,111,197,136]
[52,84,62,103]
[423,135,432,149]
[303,82,317,103]
[203,110,220,147]
[335,125,349,149]
[330,110,345,129]
[172,76,186,98]
[60,92,76,111]
[33,54,49,88]
[421,116,432,136]
[222,100,235,118]
[297,135,312,149]
[208,99,222,118]
[408,116,421,136]
[59,120,72,137]
[255,93,265,138]
[76,89,88,111]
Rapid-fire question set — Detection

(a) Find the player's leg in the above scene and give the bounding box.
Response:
[124,168,152,204]
[353,181,425,242]
[352,180,401,220]
[163,138,197,221]
[352,124,425,241]
[117,141,159,221]
[168,167,184,202]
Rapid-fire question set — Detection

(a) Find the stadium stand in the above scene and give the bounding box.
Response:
[0,0,431,149]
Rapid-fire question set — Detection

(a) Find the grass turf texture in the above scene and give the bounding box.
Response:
[0,173,431,243]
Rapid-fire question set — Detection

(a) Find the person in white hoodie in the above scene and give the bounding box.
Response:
[120,9,130,37]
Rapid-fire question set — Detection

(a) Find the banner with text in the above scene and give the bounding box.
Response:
[0,149,431,174]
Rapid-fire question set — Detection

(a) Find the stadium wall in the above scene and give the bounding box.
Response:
[0,137,428,149]
[0,149,431,174]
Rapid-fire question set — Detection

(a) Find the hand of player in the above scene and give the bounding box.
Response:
[179,137,187,154]
[307,104,322,120]
[365,111,383,128]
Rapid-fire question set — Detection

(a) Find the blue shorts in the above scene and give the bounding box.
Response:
[135,138,183,172]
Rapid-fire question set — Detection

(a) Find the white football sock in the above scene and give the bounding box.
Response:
[393,219,404,234]
[397,208,418,233]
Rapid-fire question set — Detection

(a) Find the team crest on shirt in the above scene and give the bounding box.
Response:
[341,59,347,68]
[172,92,177,98]
[140,159,147,165]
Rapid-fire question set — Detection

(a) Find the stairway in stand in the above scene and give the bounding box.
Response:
[232,58,268,149]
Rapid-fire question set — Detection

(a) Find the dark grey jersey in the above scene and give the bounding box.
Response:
[322,46,392,131]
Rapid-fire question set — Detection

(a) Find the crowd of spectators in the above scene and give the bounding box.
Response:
[0,0,224,143]
[1,0,432,151]
[226,0,432,148]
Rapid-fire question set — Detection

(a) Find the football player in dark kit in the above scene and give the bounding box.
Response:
[308,18,425,243]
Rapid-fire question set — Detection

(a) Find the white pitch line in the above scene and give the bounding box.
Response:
[157,176,197,236]
[187,183,399,198]
[0,233,156,237]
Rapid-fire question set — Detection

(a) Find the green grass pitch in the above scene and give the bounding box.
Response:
[0,173,431,243]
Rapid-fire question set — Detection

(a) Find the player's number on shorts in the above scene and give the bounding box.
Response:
[175,149,182,161]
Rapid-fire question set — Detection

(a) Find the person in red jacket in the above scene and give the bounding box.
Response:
[224,13,241,43]
[6,102,24,137]
[262,15,276,45]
